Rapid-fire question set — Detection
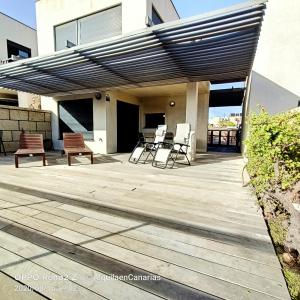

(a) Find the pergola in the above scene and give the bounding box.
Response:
[0,0,266,97]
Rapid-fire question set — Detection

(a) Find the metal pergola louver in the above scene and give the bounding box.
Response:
[0,0,266,97]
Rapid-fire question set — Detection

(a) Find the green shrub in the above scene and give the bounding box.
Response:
[268,214,288,247]
[245,108,300,300]
[283,268,300,300]
[245,109,300,193]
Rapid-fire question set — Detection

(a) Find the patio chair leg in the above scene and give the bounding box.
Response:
[171,150,180,168]
[91,153,94,164]
[68,155,71,166]
[185,153,191,165]
[15,155,19,168]
[144,150,154,163]
[42,154,46,166]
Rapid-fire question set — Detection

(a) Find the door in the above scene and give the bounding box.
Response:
[117,101,139,152]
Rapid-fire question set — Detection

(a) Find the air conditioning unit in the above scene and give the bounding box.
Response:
[10,55,21,61]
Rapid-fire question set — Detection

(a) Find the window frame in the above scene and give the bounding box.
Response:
[144,112,166,129]
[54,20,78,51]
[151,5,164,25]
[54,4,122,51]
[6,40,31,59]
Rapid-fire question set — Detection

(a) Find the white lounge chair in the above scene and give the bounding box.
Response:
[128,125,167,164]
[152,123,191,169]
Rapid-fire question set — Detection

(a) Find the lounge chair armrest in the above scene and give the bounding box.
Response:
[146,141,163,147]
[174,142,190,147]
[158,141,173,146]
[135,141,147,146]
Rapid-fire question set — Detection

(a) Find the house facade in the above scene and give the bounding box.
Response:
[35,0,210,155]
[244,0,300,115]
[0,12,38,107]
[0,0,266,157]
[241,0,300,148]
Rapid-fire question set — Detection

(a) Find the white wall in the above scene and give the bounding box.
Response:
[43,94,109,153]
[106,91,141,153]
[248,0,300,114]
[36,0,151,55]
[36,0,179,55]
[141,95,186,134]
[40,96,60,149]
[0,12,38,61]
[122,0,147,34]
[36,0,121,54]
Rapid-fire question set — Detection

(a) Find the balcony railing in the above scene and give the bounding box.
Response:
[208,128,241,149]
[0,55,23,65]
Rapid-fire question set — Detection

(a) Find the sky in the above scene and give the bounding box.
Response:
[0,0,247,119]
[0,0,36,28]
[173,0,248,18]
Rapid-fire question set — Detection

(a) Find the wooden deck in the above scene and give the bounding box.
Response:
[0,152,290,299]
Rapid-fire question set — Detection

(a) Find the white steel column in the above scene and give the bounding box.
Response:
[41,96,61,150]
[197,90,210,152]
[85,98,107,154]
[186,82,199,160]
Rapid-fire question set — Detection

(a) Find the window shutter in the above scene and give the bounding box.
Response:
[79,5,122,45]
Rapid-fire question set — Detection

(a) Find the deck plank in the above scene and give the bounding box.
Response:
[0,272,47,300]
[0,231,163,300]
[0,152,290,300]
[52,227,286,300]
[0,247,105,300]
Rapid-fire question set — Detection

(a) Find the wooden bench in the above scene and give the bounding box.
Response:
[15,133,46,168]
[63,133,93,166]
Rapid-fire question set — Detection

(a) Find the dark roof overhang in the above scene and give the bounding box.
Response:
[209,88,246,107]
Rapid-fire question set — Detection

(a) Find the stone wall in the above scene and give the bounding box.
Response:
[0,105,51,152]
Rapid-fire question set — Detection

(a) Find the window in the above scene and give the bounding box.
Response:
[145,113,165,128]
[7,40,31,59]
[55,21,77,51]
[55,5,122,51]
[152,6,163,25]
[0,99,18,106]
[79,6,122,44]
[58,99,93,140]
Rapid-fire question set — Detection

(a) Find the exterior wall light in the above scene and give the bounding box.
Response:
[169,101,175,107]
[105,94,111,101]
[95,92,102,100]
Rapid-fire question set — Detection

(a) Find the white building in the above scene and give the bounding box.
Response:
[34,0,210,154]
[0,12,38,107]
[245,0,300,115]
[210,113,242,128]
[0,0,267,156]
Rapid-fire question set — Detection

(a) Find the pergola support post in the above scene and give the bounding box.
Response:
[186,82,199,161]
[197,87,210,153]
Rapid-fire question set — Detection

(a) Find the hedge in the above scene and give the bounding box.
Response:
[245,108,300,300]
[245,108,300,193]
